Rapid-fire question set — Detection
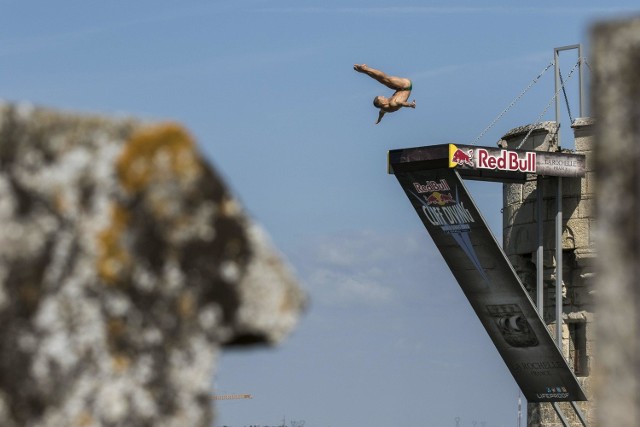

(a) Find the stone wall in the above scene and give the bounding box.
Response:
[591,17,640,427]
[501,120,596,426]
[0,102,305,427]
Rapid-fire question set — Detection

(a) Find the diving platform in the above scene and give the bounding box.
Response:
[388,144,587,403]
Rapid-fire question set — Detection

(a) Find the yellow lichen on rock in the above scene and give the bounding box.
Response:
[116,123,202,194]
[178,291,196,319]
[97,203,131,284]
[74,411,94,427]
[111,354,131,374]
[97,123,204,284]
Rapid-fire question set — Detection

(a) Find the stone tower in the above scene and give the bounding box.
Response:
[501,119,596,426]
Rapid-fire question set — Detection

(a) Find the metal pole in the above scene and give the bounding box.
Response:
[553,46,564,351]
[554,48,561,148]
[578,44,584,117]
[517,392,522,427]
[554,44,583,124]
[570,401,590,426]
[537,176,544,316]
[556,176,563,349]
[552,402,571,427]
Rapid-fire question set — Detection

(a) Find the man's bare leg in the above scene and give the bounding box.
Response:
[354,64,411,91]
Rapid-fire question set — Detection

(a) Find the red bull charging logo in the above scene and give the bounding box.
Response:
[426,191,455,206]
[449,144,474,168]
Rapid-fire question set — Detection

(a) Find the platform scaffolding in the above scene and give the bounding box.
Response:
[545,43,588,427]
[390,45,591,427]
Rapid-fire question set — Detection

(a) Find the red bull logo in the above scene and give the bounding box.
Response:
[426,191,455,206]
[449,144,537,173]
[413,179,450,194]
[477,148,536,173]
[449,144,474,168]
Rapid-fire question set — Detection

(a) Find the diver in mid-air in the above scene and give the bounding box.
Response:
[354,64,415,124]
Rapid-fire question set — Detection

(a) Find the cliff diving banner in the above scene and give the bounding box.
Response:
[389,152,587,402]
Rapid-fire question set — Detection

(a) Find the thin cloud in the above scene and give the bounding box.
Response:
[410,51,551,81]
[290,230,446,308]
[306,268,394,307]
[252,5,638,16]
[0,5,216,57]
[253,6,491,14]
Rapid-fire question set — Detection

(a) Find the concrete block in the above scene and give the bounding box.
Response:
[523,179,538,202]
[515,201,535,225]
[572,118,595,152]
[565,218,590,250]
[562,224,577,250]
[505,223,537,254]
[574,248,597,267]
[501,121,559,152]
[562,196,580,220]
[577,197,595,219]
[542,177,559,200]
[575,137,594,153]
[562,176,583,197]
[583,151,595,172]
[585,171,595,195]
[504,182,523,205]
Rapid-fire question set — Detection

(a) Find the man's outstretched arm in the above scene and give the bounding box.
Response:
[400,100,416,108]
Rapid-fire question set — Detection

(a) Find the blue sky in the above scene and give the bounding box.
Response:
[2,2,638,426]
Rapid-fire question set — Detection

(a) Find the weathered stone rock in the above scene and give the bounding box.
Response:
[0,102,305,427]
[592,16,640,427]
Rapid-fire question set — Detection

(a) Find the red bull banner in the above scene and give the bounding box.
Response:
[387,144,585,181]
[448,143,584,178]
[389,154,587,402]
[449,144,536,173]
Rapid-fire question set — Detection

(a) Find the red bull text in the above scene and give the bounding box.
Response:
[413,179,450,194]
[476,148,536,173]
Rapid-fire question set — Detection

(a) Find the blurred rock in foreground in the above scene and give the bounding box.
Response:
[592,17,640,427]
[0,102,305,427]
